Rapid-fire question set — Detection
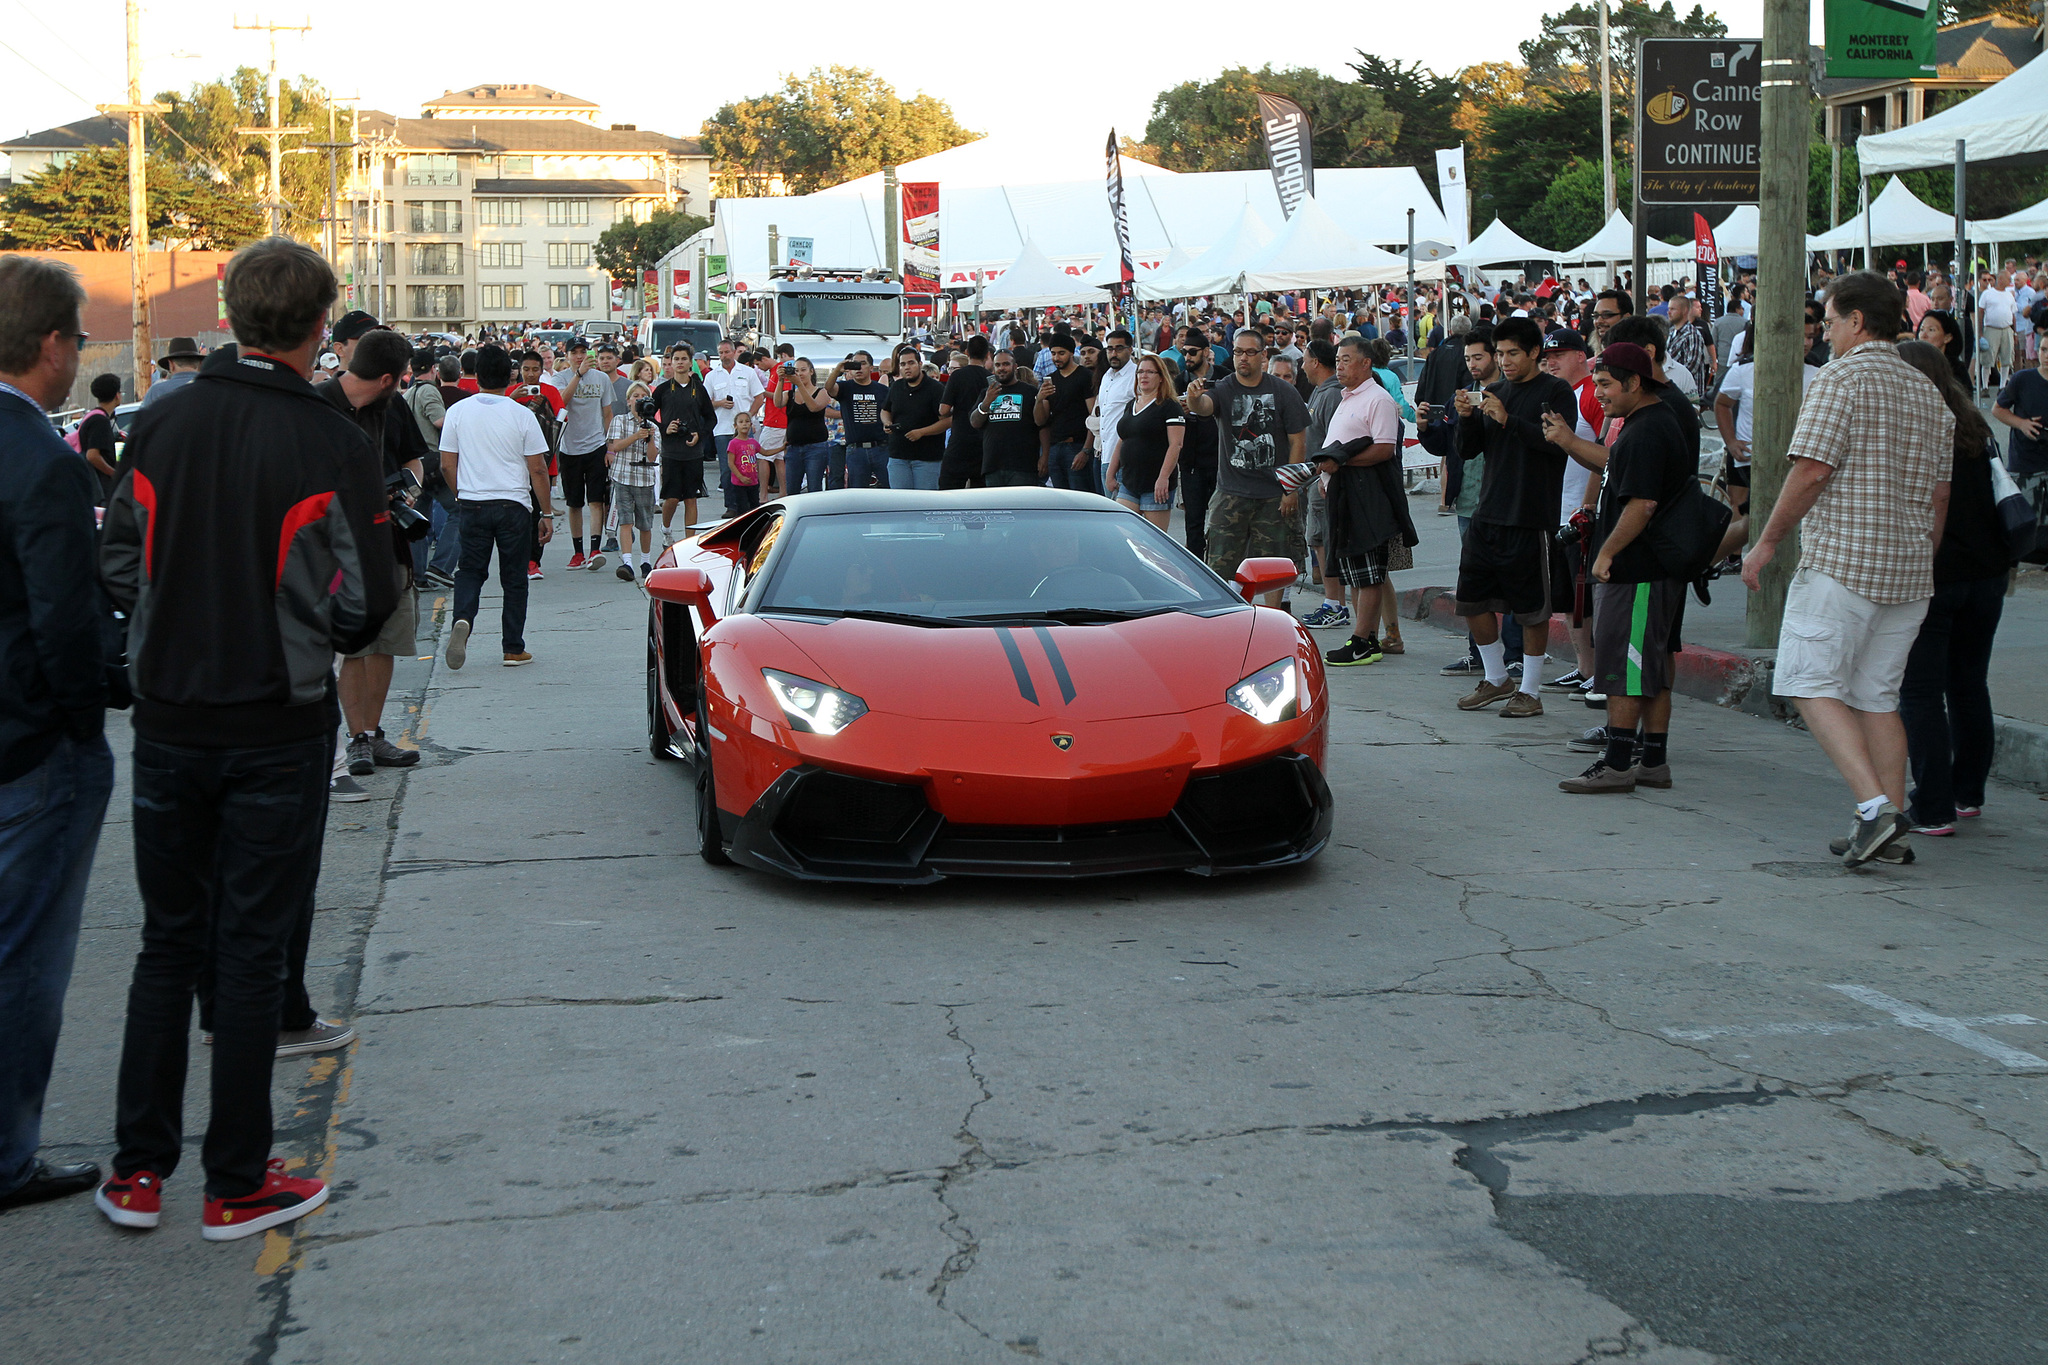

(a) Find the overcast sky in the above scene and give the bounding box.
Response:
[3,1,1823,170]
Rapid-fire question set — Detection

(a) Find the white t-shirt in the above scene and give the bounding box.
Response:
[1665,359,1699,398]
[705,361,764,436]
[2016,284,2038,335]
[1094,360,1137,448]
[442,393,549,508]
[1561,377,1599,519]
[1980,287,2016,329]
[1715,361,1823,456]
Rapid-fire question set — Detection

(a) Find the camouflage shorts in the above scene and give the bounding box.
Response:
[1203,493,1303,578]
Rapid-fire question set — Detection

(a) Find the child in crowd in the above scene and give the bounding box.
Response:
[607,380,662,581]
[727,412,763,513]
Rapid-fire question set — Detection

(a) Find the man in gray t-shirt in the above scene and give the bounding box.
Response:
[547,338,615,568]
[1185,336,1309,598]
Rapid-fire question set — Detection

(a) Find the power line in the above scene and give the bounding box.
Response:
[9,0,102,73]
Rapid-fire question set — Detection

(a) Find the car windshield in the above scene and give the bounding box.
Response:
[757,509,1243,624]
[777,293,902,337]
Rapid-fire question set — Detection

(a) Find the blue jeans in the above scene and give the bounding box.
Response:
[427,495,463,577]
[453,498,532,654]
[0,733,114,1196]
[787,441,834,495]
[844,443,890,489]
[714,434,733,509]
[1045,440,1099,496]
[888,458,943,490]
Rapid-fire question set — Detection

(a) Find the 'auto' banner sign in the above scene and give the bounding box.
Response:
[901,183,940,295]
[1825,0,1937,80]
[1693,213,1723,322]
[1255,93,1315,220]
[1637,38,1762,206]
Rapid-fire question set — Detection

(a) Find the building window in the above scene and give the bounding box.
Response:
[408,243,462,276]
[545,242,591,269]
[406,200,462,234]
[478,242,523,269]
[405,154,458,187]
[477,199,523,226]
[481,284,526,311]
[407,285,464,319]
[545,199,589,226]
[502,155,533,177]
[353,202,394,233]
[620,200,655,225]
[548,284,593,312]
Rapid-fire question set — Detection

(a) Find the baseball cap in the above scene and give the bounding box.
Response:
[567,336,590,352]
[1541,328,1588,354]
[1594,341,1655,381]
[330,310,382,345]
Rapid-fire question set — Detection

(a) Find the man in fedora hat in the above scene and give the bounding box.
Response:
[142,337,207,407]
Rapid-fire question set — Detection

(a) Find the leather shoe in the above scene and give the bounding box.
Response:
[0,1159,102,1211]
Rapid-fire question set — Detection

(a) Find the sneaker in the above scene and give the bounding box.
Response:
[1956,805,1982,820]
[367,729,418,768]
[503,652,533,666]
[329,774,371,803]
[1841,803,1909,868]
[276,1018,355,1057]
[584,553,607,571]
[1457,678,1519,711]
[201,1159,328,1242]
[1911,821,1956,837]
[1559,760,1637,794]
[1299,602,1351,629]
[446,618,471,670]
[527,562,544,580]
[638,562,652,581]
[1568,726,1608,754]
[1499,691,1544,719]
[616,563,634,581]
[1632,762,1673,789]
[95,1170,164,1229]
[345,734,374,776]
[1506,661,1524,681]
[419,568,456,590]
[1440,656,1483,678]
[1582,688,1608,708]
[603,536,621,553]
[1830,834,1915,863]
[1545,669,1587,690]
[567,551,587,570]
[1325,635,1383,667]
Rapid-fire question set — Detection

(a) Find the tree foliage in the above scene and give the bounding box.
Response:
[0,145,262,250]
[1140,66,1399,173]
[1451,62,1530,141]
[155,69,344,230]
[1470,88,1615,236]
[1520,0,1726,135]
[1348,54,1462,178]
[595,208,711,281]
[700,67,976,197]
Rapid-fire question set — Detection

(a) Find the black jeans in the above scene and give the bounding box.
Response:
[1181,462,1216,559]
[455,498,531,655]
[1900,575,2005,826]
[117,730,332,1197]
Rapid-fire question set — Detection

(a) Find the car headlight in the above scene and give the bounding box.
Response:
[1225,658,1299,724]
[762,669,868,736]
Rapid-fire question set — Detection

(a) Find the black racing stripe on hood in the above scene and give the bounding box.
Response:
[995,628,1039,705]
[1032,626,1078,704]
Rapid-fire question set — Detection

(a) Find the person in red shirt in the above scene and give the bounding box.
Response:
[757,343,793,495]
[510,350,563,578]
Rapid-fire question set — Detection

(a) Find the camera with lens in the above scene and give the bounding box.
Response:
[386,467,430,541]
[635,396,661,422]
[1555,505,1593,548]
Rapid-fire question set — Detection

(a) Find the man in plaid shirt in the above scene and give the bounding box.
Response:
[1743,272,1954,868]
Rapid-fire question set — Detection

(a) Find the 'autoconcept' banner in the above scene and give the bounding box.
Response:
[901,182,940,294]
[1105,132,1135,295]
[1256,93,1315,220]
[1693,213,1722,323]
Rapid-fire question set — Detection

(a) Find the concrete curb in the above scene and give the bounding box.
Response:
[1397,585,2048,794]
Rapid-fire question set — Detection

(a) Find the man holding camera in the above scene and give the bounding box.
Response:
[653,344,713,538]
[829,351,890,489]
[317,329,428,780]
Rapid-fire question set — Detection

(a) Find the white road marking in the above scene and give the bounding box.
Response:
[1662,1013,2043,1042]
[1826,985,2048,1070]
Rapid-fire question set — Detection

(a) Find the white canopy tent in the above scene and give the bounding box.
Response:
[1136,204,1274,300]
[1855,53,2048,177]
[1236,195,1448,290]
[978,239,1105,309]
[1705,204,1759,257]
[1559,209,1692,263]
[1807,177,1958,250]
[1446,217,1560,267]
[1971,192,2048,241]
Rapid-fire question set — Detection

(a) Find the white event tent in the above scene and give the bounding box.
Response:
[979,239,1105,309]
[1136,204,1273,300]
[1559,209,1693,263]
[1704,204,1759,257]
[1807,177,1959,251]
[1446,217,1558,267]
[1971,193,2048,241]
[1236,195,1448,290]
[1855,52,2048,177]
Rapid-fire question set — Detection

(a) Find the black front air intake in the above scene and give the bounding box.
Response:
[1174,754,1331,865]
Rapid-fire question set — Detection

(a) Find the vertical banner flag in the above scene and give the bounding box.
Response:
[1693,214,1723,323]
[1824,0,1937,79]
[901,183,941,294]
[1255,93,1315,220]
[1434,147,1471,248]
[705,254,729,315]
[1105,131,1136,302]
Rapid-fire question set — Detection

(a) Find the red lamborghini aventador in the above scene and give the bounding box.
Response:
[644,489,1331,883]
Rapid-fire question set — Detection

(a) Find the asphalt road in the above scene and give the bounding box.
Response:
[5,525,2046,1365]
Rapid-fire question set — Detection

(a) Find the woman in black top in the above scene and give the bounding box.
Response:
[1105,354,1185,530]
[774,358,834,494]
[1895,340,2010,833]
[1914,310,1970,389]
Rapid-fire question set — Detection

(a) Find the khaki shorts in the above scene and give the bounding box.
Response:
[757,425,788,455]
[1203,493,1302,579]
[348,561,416,659]
[1772,567,1927,713]
[1983,326,2015,370]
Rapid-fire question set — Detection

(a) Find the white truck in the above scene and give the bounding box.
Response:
[752,268,949,372]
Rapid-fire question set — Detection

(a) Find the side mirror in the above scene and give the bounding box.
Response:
[646,566,717,623]
[1233,557,1299,602]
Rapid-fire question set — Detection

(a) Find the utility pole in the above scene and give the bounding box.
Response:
[1746,0,1813,646]
[304,95,359,314]
[233,18,312,237]
[96,0,169,397]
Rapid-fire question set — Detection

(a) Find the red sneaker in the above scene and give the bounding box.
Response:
[95,1169,164,1229]
[526,562,544,580]
[566,551,586,570]
[201,1159,328,1241]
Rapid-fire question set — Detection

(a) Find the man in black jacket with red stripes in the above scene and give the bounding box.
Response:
[96,237,396,1241]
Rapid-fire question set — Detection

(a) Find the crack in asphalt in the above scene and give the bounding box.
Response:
[384,851,688,876]
[356,994,725,1016]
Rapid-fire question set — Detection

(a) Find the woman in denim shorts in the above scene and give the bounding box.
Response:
[1105,353,1186,530]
